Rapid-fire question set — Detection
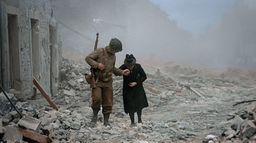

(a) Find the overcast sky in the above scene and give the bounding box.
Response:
[149,0,239,34]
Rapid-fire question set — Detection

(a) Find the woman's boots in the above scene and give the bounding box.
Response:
[129,110,143,126]
[137,110,142,123]
[129,112,136,126]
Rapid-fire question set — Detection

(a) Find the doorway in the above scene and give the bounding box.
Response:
[7,14,20,90]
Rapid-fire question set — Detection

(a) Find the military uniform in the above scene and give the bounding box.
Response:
[85,38,124,126]
[86,47,123,113]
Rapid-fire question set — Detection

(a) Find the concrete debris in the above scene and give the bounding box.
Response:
[1,59,256,142]
[221,106,256,142]
[2,126,23,142]
[18,115,41,131]
[0,93,18,116]
[202,134,218,143]
[63,89,75,96]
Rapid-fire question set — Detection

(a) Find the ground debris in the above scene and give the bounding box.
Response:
[1,59,256,142]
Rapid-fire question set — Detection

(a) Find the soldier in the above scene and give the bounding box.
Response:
[85,38,130,126]
[119,54,148,126]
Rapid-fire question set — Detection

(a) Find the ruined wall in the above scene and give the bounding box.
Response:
[0,0,9,91]
[0,0,61,100]
[49,18,60,97]
[0,1,2,87]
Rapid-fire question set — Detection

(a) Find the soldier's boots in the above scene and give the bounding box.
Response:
[103,113,110,126]
[91,109,99,127]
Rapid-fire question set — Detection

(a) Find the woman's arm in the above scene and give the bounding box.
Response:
[136,64,147,84]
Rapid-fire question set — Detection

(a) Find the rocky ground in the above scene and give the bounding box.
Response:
[1,59,256,143]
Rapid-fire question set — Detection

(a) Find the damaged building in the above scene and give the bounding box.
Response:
[0,0,61,100]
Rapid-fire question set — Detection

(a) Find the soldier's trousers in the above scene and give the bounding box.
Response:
[91,86,113,114]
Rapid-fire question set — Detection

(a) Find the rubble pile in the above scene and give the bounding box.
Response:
[0,93,18,117]
[0,92,51,142]
[58,59,91,105]
[0,59,256,143]
[221,104,256,143]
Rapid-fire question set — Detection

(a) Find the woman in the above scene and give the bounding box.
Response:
[119,54,148,126]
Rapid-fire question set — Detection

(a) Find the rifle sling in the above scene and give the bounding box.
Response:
[93,48,108,83]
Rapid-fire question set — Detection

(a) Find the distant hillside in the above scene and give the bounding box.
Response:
[199,0,256,68]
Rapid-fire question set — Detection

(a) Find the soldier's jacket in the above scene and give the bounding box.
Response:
[85,47,123,87]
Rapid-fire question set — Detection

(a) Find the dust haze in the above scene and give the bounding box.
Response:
[51,0,256,69]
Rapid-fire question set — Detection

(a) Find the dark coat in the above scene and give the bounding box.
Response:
[119,63,148,113]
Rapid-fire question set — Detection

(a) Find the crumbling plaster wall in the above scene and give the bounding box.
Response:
[0,0,6,89]
[0,0,60,100]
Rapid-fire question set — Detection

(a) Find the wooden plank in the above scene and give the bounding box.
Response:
[19,128,50,143]
[183,85,205,98]
[233,99,256,106]
[33,77,58,111]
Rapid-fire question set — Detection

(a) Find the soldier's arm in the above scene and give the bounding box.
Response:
[113,67,123,76]
[85,49,100,68]
[119,64,126,70]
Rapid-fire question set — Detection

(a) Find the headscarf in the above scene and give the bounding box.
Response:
[124,54,136,66]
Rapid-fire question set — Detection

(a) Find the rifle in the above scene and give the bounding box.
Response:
[94,33,99,51]
[90,33,99,88]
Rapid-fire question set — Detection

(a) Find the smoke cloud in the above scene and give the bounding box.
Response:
[52,0,256,69]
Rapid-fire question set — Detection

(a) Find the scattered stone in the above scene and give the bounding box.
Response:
[2,58,256,142]
[68,80,76,87]
[203,134,218,143]
[63,90,75,96]
[70,121,81,130]
[241,121,256,139]
[2,114,13,125]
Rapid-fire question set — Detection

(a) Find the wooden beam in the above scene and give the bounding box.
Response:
[233,99,256,106]
[33,77,58,110]
[183,85,205,98]
[19,128,50,143]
